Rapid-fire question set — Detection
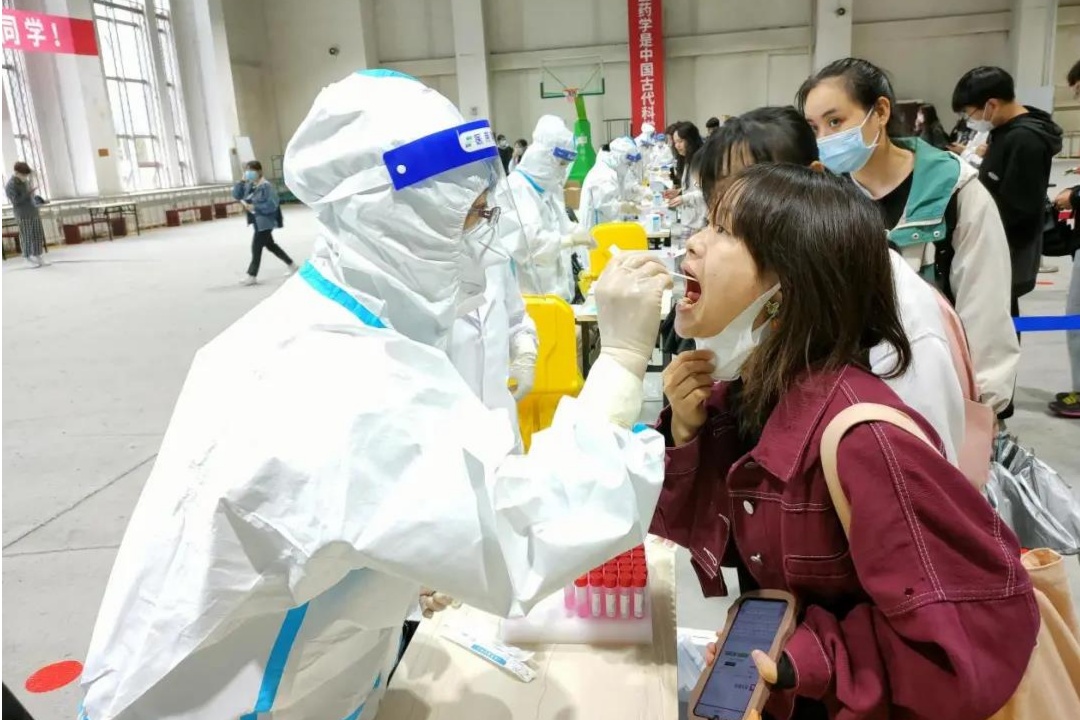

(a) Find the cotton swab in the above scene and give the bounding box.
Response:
[608,245,692,281]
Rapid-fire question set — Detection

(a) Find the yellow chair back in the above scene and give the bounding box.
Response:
[577,222,649,295]
[517,295,584,450]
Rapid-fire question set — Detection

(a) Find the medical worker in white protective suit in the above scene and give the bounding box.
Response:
[79,70,672,720]
[577,137,644,231]
[447,255,538,443]
[506,115,593,301]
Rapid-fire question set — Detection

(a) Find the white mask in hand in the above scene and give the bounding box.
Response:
[694,284,781,381]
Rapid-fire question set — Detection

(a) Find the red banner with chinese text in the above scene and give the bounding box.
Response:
[628,0,665,135]
[2,9,99,56]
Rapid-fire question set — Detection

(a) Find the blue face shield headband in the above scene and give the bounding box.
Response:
[553,147,577,162]
[383,119,500,191]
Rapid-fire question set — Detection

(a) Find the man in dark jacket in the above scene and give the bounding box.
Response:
[952,66,1063,319]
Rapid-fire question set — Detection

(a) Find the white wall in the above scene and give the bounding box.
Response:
[220,0,1080,164]
[223,0,283,166]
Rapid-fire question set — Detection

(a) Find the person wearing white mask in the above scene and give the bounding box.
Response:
[506,115,593,301]
[78,71,673,720]
[578,136,643,231]
[798,57,1019,420]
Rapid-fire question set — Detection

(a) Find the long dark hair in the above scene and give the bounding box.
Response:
[698,106,818,207]
[714,164,911,433]
[795,58,903,137]
[672,121,703,188]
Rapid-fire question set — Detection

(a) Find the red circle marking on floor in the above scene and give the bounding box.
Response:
[25,660,83,693]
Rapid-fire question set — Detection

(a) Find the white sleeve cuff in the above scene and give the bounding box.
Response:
[577,353,645,429]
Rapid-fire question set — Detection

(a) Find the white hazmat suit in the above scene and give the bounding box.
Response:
[78,71,671,720]
[578,137,643,231]
[505,115,591,301]
[448,260,538,444]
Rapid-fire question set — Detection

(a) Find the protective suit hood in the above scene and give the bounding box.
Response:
[285,70,498,349]
[515,115,575,193]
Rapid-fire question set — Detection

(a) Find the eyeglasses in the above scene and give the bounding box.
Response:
[476,205,501,225]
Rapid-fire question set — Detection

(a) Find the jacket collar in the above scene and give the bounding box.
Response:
[887,138,960,244]
[709,367,850,483]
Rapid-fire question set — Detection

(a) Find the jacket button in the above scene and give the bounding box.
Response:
[750,553,763,564]
[743,500,755,515]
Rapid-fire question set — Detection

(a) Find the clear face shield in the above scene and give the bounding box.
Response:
[381,119,525,316]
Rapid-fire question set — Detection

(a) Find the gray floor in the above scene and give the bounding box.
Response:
[4,172,1080,716]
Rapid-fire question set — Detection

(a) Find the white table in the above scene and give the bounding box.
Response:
[378,537,680,720]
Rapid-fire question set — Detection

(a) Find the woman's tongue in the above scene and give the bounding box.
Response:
[684,278,701,304]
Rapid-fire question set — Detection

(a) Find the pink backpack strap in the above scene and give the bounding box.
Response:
[932,290,979,401]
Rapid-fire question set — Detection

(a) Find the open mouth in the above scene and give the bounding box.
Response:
[679,267,701,308]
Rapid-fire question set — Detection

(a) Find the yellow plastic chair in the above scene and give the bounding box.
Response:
[516,295,584,450]
[577,222,649,295]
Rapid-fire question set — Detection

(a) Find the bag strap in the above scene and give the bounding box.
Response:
[820,403,936,537]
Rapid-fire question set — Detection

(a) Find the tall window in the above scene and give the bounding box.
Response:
[153,0,194,186]
[94,0,194,190]
[2,45,49,196]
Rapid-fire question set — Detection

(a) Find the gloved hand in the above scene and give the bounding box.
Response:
[562,227,596,249]
[419,588,458,619]
[509,335,537,401]
[593,252,673,379]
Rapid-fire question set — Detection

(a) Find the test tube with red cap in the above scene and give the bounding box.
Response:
[603,573,618,618]
[618,569,632,619]
[589,570,604,618]
[572,575,589,617]
[632,569,647,618]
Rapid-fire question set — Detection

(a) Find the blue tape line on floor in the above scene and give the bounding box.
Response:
[1013,315,1080,332]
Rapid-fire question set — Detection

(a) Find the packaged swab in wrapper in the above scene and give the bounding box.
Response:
[441,624,537,683]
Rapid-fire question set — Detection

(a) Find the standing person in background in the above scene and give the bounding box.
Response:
[1050,58,1080,419]
[915,103,950,150]
[951,66,1063,322]
[799,58,1020,419]
[507,138,527,172]
[5,161,47,268]
[233,160,298,286]
[497,134,513,172]
[705,116,720,136]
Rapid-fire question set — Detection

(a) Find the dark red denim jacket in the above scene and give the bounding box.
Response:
[650,365,1037,720]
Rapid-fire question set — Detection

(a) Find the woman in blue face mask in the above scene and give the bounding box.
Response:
[797,58,1020,422]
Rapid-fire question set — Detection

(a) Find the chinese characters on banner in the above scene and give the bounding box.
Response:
[628,0,665,134]
[1,9,99,56]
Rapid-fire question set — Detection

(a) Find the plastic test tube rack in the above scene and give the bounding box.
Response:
[500,545,654,646]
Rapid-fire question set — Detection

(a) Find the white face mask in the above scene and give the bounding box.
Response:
[693,284,781,381]
[455,220,505,316]
[965,104,994,133]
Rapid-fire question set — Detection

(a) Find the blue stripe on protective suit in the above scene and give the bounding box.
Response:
[300,263,386,328]
[357,69,417,82]
[382,119,499,191]
[515,169,544,195]
[1013,315,1080,332]
[340,673,382,720]
[239,603,310,720]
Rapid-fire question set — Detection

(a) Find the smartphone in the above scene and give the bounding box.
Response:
[689,590,798,720]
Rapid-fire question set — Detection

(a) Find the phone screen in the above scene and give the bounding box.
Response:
[693,598,789,720]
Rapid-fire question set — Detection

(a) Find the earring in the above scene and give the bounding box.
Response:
[765,298,781,318]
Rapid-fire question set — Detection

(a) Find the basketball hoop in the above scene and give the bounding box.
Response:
[564,88,579,103]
